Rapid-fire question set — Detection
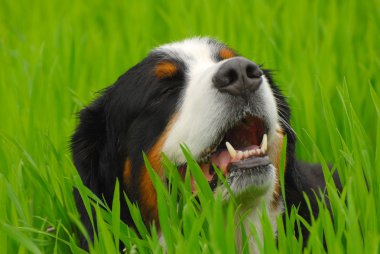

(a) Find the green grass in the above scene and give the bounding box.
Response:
[1,0,379,253]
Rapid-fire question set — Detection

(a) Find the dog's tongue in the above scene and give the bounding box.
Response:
[199,145,260,181]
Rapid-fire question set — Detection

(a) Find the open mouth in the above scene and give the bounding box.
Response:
[179,115,272,189]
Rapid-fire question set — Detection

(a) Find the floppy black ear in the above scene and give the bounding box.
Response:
[71,95,107,194]
[71,93,109,248]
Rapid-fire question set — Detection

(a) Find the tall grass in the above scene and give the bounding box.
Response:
[0,0,379,253]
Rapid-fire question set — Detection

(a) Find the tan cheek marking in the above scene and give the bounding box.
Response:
[154,61,177,78]
[123,159,132,187]
[139,115,178,224]
[270,131,284,172]
[268,128,284,207]
[219,48,235,60]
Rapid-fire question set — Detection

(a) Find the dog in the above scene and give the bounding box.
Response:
[71,37,340,250]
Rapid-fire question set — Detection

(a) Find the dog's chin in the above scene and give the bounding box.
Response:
[220,156,276,208]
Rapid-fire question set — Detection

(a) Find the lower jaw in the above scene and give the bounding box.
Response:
[221,163,276,203]
[178,155,275,195]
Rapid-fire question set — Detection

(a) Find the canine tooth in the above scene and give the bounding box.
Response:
[226,142,237,159]
[237,151,244,160]
[260,134,268,153]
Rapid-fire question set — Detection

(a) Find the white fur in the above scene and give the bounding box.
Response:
[218,163,280,253]
[239,201,283,253]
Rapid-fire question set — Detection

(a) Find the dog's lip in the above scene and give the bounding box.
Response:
[228,156,271,174]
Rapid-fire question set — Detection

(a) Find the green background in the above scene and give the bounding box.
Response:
[1,0,379,253]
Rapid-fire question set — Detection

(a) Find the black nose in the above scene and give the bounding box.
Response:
[212,57,263,98]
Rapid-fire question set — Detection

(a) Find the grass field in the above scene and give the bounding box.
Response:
[1,0,380,253]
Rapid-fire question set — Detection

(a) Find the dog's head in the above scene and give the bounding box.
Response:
[72,37,295,224]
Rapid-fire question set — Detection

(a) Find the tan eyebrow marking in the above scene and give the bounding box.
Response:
[218,48,235,60]
[154,61,177,78]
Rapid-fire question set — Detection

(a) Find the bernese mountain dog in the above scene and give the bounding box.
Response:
[71,37,340,250]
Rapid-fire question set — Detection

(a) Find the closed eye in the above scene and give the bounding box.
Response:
[159,86,181,97]
[149,85,182,106]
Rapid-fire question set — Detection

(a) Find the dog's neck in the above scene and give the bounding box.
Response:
[236,199,283,253]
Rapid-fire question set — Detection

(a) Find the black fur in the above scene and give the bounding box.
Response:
[71,52,187,247]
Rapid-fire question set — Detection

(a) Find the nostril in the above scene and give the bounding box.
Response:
[246,64,263,79]
[213,67,239,88]
[225,68,238,85]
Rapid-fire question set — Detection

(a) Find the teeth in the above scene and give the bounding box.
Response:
[225,133,268,162]
[226,142,237,159]
[237,151,244,160]
[260,134,268,154]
